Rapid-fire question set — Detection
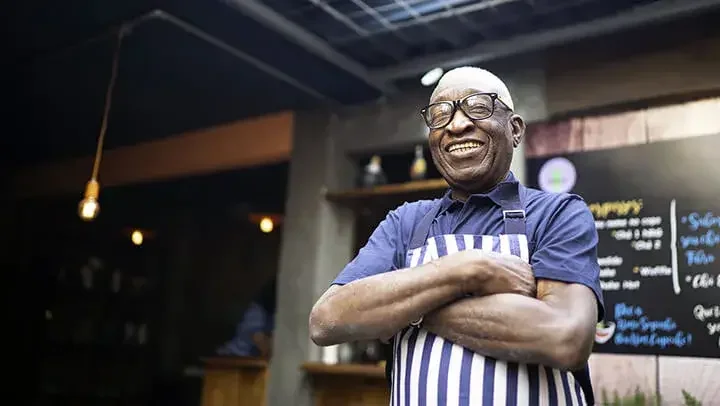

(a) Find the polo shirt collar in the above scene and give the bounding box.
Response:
[438,171,520,215]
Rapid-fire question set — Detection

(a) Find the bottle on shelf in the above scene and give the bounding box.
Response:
[409,145,427,180]
[361,155,388,188]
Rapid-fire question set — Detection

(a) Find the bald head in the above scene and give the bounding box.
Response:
[431,67,514,110]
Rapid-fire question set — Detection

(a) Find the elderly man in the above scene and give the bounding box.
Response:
[309,67,603,405]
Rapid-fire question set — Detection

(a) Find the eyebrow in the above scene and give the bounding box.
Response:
[431,89,494,102]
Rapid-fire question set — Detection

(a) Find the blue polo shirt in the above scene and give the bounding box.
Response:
[333,172,604,320]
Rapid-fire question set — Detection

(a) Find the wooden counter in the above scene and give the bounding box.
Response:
[201,357,268,406]
[302,362,389,406]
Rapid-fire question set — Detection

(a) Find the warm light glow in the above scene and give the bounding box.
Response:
[421,67,444,87]
[78,197,100,221]
[78,179,100,221]
[131,230,144,246]
[259,217,274,233]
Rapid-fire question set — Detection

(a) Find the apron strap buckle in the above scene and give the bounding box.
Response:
[502,209,527,235]
[502,209,526,220]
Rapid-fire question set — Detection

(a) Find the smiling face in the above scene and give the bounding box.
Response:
[426,68,526,198]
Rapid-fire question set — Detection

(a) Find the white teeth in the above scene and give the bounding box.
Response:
[448,141,481,152]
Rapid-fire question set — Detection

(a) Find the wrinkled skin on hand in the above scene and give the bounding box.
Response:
[438,249,536,298]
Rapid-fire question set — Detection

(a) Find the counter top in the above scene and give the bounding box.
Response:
[201,356,269,369]
[301,362,386,379]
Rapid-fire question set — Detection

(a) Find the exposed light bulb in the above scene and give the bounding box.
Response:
[78,179,101,221]
[259,217,274,233]
[79,198,99,220]
[131,230,144,246]
[421,67,444,87]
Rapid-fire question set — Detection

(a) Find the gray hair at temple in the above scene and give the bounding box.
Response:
[431,66,515,111]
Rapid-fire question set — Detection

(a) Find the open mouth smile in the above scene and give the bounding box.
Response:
[445,141,484,154]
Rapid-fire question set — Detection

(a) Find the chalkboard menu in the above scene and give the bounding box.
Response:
[527,133,720,359]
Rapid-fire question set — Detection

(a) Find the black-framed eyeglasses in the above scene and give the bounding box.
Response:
[420,92,510,129]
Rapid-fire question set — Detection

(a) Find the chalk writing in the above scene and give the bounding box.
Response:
[636,265,672,277]
[641,216,663,226]
[684,273,720,289]
[679,229,720,249]
[613,230,632,240]
[670,199,680,295]
[597,256,623,267]
[600,280,642,291]
[588,199,644,219]
[612,303,692,349]
[631,239,663,251]
[693,304,720,322]
[599,268,617,278]
[678,210,718,269]
[684,212,720,231]
[614,331,692,348]
[598,256,622,279]
[601,214,663,252]
[692,305,720,349]
[684,250,716,266]
[622,280,640,290]
[600,280,620,291]
[595,217,661,230]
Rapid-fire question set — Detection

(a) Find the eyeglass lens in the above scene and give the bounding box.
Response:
[424,93,495,128]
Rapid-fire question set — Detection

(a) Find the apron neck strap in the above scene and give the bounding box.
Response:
[407,182,527,251]
[496,182,527,235]
[408,200,443,250]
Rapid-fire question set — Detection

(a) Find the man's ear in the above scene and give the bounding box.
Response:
[509,114,526,148]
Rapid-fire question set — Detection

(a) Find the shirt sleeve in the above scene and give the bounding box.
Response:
[332,206,404,286]
[238,302,269,334]
[532,196,605,321]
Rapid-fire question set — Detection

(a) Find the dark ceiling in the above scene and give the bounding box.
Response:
[265,0,660,68]
[5,0,720,170]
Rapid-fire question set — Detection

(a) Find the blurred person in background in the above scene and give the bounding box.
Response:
[216,279,276,358]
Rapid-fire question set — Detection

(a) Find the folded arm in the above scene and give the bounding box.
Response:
[309,249,536,346]
[423,279,598,370]
[424,196,604,370]
[309,260,464,346]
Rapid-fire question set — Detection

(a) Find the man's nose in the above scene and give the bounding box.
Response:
[446,110,474,134]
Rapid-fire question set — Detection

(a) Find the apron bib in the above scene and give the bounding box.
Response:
[389,184,588,406]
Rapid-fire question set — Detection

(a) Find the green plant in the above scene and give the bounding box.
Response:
[600,386,660,406]
[682,389,702,406]
[599,387,700,406]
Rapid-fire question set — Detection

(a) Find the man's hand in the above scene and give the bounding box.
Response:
[309,248,528,346]
[461,250,536,298]
[423,279,597,370]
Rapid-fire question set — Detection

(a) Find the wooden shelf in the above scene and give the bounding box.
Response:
[325,179,448,206]
[302,362,386,379]
[201,356,268,370]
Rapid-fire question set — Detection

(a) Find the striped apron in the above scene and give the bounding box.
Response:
[390,185,588,406]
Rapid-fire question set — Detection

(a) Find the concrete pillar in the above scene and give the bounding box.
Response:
[266,111,356,406]
[506,66,548,184]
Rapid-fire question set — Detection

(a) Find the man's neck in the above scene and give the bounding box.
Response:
[450,171,511,202]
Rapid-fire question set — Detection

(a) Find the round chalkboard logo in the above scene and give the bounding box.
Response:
[538,157,577,193]
[594,321,616,344]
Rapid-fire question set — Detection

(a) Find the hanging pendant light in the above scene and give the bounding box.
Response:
[79,26,127,221]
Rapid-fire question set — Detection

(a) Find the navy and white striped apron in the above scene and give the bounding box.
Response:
[390,184,588,406]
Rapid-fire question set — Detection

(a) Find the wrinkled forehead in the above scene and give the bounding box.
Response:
[430,70,514,109]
